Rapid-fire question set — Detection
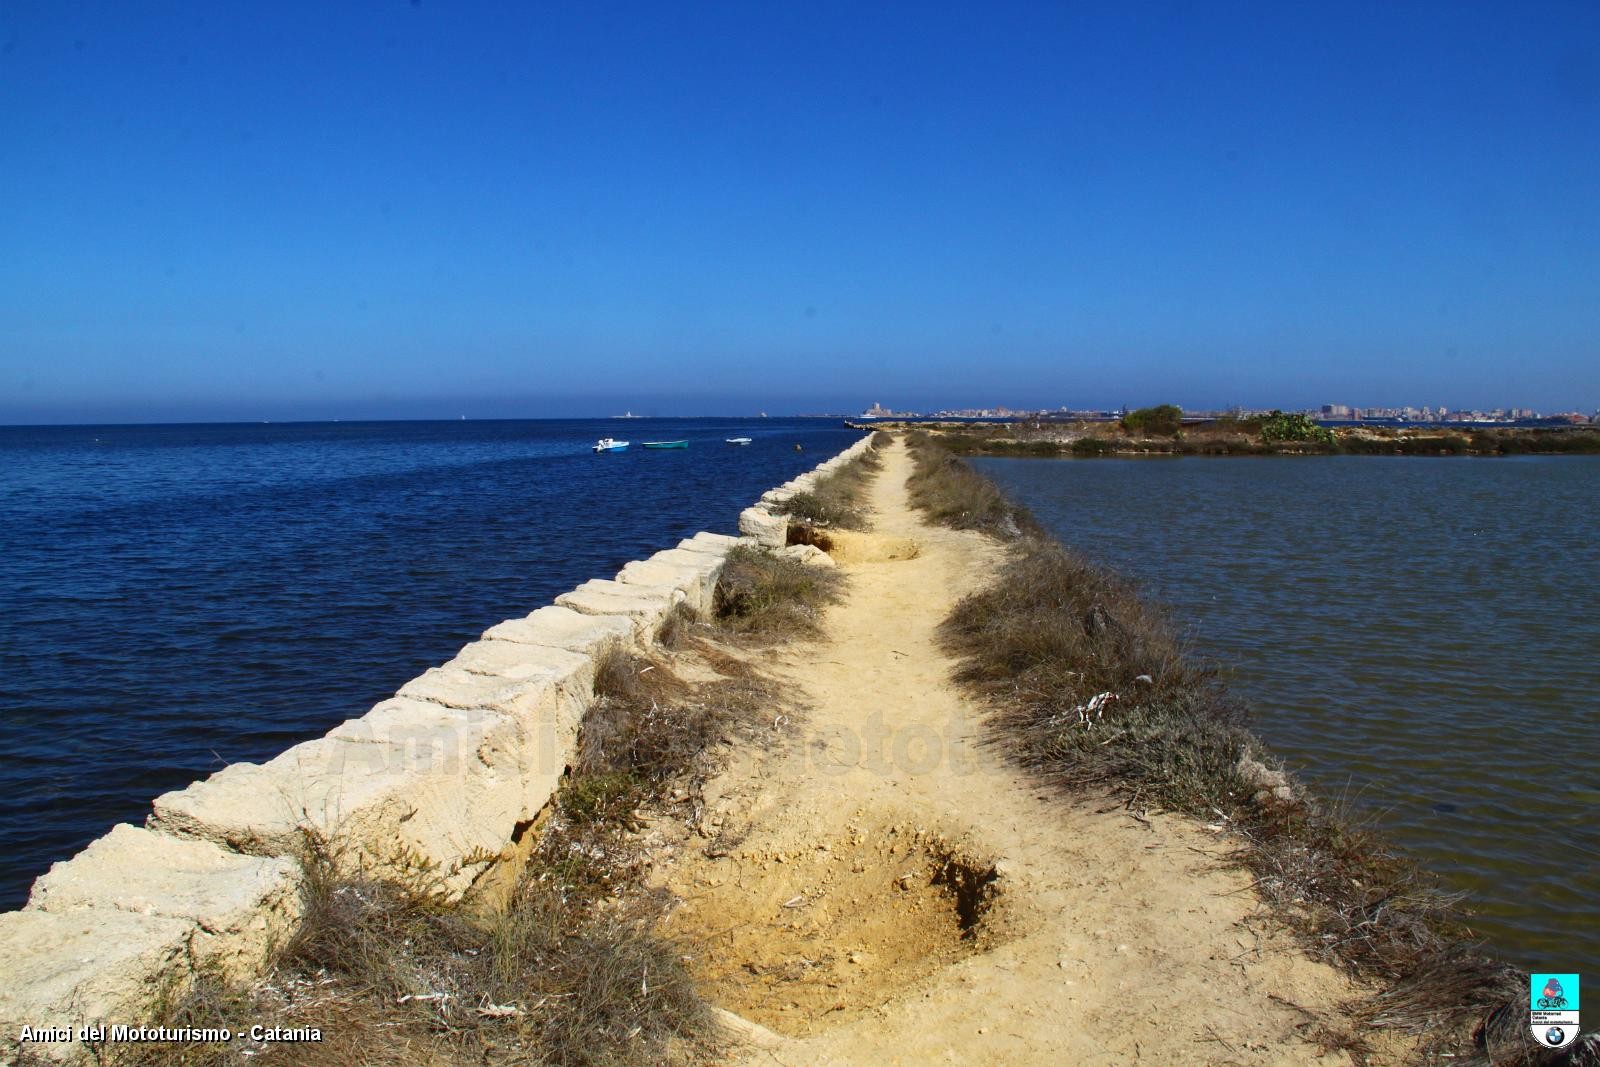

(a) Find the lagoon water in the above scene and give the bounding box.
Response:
[976,454,1600,992]
[0,418,858,908]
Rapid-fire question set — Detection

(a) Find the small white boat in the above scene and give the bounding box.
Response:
[725,437,753,445]
[593,438,629,453]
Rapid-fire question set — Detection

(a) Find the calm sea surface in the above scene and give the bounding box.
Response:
[975,455,1599,992]
[0,418,858,907]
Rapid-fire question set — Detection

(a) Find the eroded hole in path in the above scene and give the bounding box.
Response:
[787,527,919,564]
[664,821,1002,1036]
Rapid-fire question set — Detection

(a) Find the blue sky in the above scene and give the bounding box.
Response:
[2,1,1597,421]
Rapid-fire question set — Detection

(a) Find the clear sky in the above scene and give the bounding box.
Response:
[2,1,1597,422]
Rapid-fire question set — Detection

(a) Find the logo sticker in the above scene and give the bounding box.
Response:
[1529,973,1580,1048]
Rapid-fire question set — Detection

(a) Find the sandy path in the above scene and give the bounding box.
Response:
[660,439,1373,1066]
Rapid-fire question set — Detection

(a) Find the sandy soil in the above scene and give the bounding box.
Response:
[656,439,1383,1066]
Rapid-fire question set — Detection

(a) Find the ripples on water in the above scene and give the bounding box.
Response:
[976,454,1600,993]
[0,419,858,907]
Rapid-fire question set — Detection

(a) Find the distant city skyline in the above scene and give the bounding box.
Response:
[855,399,1596,424]
[3,392,1595,427]
[3,3,1597,424]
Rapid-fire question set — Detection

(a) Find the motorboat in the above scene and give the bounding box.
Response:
[593,438,629,452]
[641,440,689,449]
[725,437,753,445]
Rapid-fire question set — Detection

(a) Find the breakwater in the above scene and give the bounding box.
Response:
[0,433,876,1063]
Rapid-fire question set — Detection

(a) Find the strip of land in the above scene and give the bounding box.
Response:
[866,416,1600,457]
[650,438,1389,1064]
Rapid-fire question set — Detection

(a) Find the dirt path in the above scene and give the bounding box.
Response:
[659,439,1376,1065]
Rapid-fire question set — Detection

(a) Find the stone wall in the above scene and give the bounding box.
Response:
[0,433,875,1063]
[737,433,876,547]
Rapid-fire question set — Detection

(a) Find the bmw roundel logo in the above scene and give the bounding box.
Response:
[1544,1026,1565,1046]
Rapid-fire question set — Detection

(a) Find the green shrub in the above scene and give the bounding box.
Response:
[713,545,844,640]
[1259,410,1335,445]
[1071,437,1115,457]
[1120,404,1183,436]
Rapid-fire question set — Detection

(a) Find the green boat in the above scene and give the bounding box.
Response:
[641,440,689,449]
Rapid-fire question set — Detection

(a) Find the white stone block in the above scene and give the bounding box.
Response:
[482,605,635,656]
[444,639,596,695]
[0,908,195,1061]
[776,544,836,568]
[150,697,570,896]
[26,824,300,978]
[556,579,682,638]
[738,506,788,548]
[617,553,724,615]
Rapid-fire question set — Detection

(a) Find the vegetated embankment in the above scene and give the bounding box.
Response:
[877,414,1600,458]
[900,429,1596,1066]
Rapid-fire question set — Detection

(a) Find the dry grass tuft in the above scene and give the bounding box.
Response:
[905,430,1042,539]
[774,445,881,531]
[713,545,843,642]
[943,544,1251,813]
[655,600,701,650]
[575,647,776,815]
[114,838,715,1067]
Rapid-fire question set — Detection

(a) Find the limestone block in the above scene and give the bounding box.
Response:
[1237,754,1296,805]
[613,559,699,605]
[760,487,795,506]
[738,506,788,549]
[151,736,415,858]
[0,908,195,1060]
[689,531,741,550]
[444,639,597,699]
[151,700,567,895]
[555,579,682,638]
[676,533,738,558]
[397,665,564,714]
[615,557,719,615]
[335,693,579,766]
[647,548,727,601]
[776,544,836,568]
[26,824,300,978]
[482,605,635,656]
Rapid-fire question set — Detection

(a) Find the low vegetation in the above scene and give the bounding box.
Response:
[119,854,714,1067]
[1259,409,1337,445]
[1120,403,1183,436]
[904,430,1041,539]
[772,445,882,531]
[712,544,844,641]
[905,434,1548,1064]
[896,417,1600,460]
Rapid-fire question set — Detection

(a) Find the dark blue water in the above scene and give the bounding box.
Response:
[976,454,1600,995]
[0,418,858,907]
